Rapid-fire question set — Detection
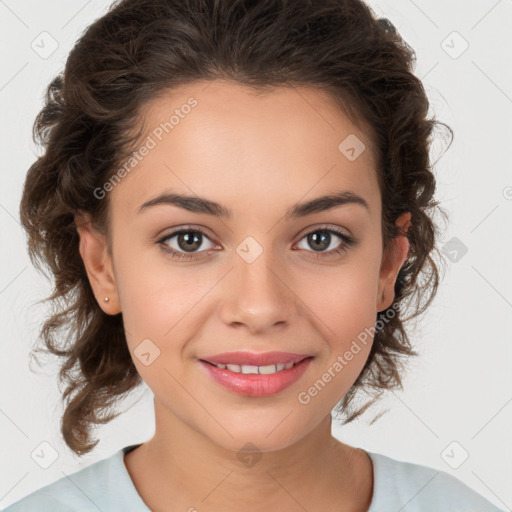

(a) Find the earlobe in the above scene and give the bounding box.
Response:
[75,213,120,314]
[376,212,411,312]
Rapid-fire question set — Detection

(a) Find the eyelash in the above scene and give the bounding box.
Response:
[156,225,355,261]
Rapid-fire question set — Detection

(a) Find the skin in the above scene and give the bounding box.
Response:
[76,79,411,512]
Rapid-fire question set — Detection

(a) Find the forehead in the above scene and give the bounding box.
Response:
[111,79,380,220]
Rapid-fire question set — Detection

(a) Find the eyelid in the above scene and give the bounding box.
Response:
[156,224,219,248]
[295,223,352,241]
[156,224,217,242]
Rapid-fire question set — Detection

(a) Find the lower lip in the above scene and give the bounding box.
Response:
[199,358,313,397]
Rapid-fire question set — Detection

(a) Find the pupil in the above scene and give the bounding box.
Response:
[309,231,329,251]
[178,232,201,252]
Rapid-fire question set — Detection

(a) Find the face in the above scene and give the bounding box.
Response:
[77,79,410,453]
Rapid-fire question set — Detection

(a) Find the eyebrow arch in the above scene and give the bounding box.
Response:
[137,190,370,219]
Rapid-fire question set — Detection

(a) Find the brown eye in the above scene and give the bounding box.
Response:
[158,228,216,260]
[296,227,355,258]
[175,231,203,252]
[305,230,332,251]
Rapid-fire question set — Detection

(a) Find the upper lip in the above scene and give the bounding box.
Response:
[200,351,312,366]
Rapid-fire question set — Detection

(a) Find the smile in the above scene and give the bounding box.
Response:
[210,361,298,374]
[198,357,314,397]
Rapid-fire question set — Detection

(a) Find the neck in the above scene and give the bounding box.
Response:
[124,398,373,512]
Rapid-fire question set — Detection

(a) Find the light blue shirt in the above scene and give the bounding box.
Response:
[2,444,506,511]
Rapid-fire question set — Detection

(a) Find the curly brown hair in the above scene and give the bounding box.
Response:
[20,0,452,456]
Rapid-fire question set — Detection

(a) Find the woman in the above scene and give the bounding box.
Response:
[5,0,504,510]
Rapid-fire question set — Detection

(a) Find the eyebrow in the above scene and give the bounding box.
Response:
[137,190,370,219]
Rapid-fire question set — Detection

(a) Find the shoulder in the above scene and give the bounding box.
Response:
[1,460,109,512]
[1,445,147,512]
[367,450,506,512]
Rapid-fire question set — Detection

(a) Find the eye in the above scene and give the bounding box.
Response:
[157,227,218,260]
[157,224,355,261]
[295,226,355,259]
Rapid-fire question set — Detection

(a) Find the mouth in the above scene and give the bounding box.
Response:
[198,352,314,397]
[199,350,312,367]
[200,358,310,374]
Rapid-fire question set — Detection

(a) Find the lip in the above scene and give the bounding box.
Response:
[200,351,312,366]
[198,356,314,397]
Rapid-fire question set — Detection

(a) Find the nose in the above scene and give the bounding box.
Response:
[219,247,297,335]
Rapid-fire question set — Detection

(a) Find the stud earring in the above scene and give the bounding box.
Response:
[104,297,110,303]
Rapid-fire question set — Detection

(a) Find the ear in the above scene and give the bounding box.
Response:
[75,212,121,315]
[376,212,411,312]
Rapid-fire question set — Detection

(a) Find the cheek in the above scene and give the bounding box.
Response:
[293,260,379,390]
[328,282,378,351]
[113,242,188,335]
[297,256,380,336]
[113,254,217,383]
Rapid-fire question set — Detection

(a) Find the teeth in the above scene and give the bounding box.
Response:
[259,364,279,374]
[241,365,259,374]
[215,361,299,374]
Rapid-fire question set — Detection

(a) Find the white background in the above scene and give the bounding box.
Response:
[0,0,511,509]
